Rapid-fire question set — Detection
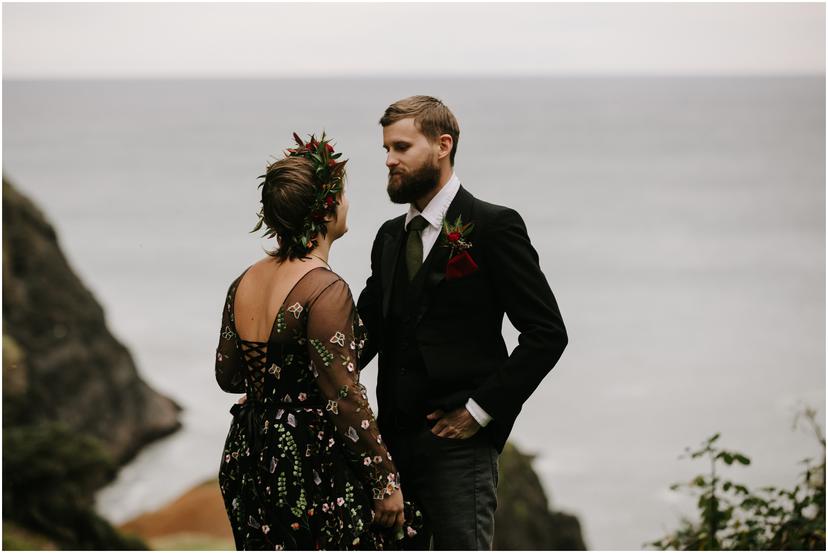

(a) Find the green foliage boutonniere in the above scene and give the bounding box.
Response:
[441,215,478,280]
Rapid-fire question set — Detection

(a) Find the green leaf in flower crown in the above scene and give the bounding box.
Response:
[250,215,264,233]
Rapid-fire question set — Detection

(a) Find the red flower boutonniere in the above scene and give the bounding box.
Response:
[441,215,478,280]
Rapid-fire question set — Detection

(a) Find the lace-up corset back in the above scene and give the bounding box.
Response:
[237,340,269,400]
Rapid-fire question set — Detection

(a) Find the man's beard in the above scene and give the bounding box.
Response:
[386,160,440,204]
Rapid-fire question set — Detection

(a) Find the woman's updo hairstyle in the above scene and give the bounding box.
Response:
[251,132,347,261]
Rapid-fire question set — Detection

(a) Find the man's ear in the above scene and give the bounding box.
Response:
[437,134,453,161]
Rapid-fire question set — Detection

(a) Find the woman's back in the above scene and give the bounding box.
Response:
[216,261,361,404]
[232,258,327,344]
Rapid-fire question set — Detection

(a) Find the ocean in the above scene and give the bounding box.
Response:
[3,76,824,549]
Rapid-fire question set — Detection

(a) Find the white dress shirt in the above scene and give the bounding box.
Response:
[403,173,493,428]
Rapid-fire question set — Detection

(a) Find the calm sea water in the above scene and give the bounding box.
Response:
[3,77,824,549]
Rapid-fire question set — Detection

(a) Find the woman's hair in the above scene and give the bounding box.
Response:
[257,155,345,261]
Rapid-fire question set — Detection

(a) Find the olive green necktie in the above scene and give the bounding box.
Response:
[405,215,429,281]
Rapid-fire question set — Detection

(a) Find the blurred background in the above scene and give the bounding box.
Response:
[2,3,825,550]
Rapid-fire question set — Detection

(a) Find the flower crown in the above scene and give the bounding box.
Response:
[252,132,347,258]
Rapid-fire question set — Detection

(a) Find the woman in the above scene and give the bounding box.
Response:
[215,133,421,550]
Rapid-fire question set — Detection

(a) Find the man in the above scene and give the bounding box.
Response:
[357,95,568,550]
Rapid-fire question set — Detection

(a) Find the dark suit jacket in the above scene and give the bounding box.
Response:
[357,185,568,452]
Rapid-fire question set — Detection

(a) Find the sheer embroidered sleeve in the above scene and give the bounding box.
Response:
[306,276,400,500]
[215,277,246,394]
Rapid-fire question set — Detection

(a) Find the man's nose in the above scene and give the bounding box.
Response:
[385,154,398,168]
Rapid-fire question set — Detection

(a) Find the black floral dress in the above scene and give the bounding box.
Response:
[216,266,422,550]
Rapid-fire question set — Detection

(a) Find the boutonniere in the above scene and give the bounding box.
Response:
[440,215,479,280]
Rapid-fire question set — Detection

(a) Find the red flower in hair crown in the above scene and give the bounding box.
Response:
[440,215,478,280]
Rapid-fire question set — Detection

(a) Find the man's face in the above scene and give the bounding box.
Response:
[382,118,441,204]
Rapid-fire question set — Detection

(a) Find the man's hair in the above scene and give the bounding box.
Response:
[379,95,460,166]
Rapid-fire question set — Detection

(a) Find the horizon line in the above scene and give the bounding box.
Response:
[3,71,825,82]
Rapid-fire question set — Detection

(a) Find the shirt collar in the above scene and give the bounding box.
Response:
[405,172,461,231]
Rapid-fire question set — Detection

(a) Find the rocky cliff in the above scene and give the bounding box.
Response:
[494,442,587,550]
[2,178,182,549]
[2,178,182,463]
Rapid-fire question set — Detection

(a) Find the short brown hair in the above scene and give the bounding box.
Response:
[379,95,460,165]
[258,156,344,260]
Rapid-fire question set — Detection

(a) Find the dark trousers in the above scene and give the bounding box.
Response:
[388,424,499,550]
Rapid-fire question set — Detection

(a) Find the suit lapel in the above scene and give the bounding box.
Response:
[380,220,405,319]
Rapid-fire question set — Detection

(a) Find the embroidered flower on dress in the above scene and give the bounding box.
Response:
[336,497,345,506]
[268,363,281,378]
[222,325,235,340]
[330,331,346,346]
[360,419,370,430]
[326,399,338,414]
[298,392,307,401]
[261,525,270,535]
[347,362,355,372]
[217,352,223,362]
[346,426,359,442]
[287,303,303,319]
[373,455,382,464]
[364,457,372,466]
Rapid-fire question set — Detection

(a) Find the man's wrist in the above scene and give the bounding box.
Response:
[465,398,493,427]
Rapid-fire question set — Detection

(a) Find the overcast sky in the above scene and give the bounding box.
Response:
[2,2,825,78]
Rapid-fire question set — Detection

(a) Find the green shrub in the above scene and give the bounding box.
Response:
[3,422,148,549]
[648,408,825,550]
